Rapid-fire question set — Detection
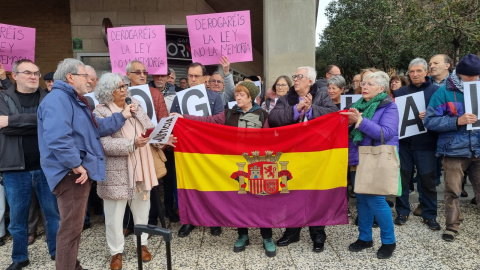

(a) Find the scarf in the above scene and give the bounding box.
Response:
[76,93,98,128]
[349,92,388,144]
[449,70,464,92]
[108,102,158,200]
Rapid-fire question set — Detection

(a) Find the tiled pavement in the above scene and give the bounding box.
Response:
[1,181,479,270]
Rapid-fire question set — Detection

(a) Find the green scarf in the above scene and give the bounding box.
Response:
[349,92,388,144]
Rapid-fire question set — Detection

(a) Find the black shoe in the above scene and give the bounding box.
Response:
[83,223,91,231]
[348,239,373,252]
[460,189,468,197]
[276,234,300,246]
[394,214,408,225]
[0,237,4,246]
[312,241,324,253]
[471,197,477,205]
[166,208,180,223]
[178,224,195,237]
[6,260,30,270]
[377,243,396,259]
[210,226,222,236]
[424,218,441,230]
[51,255,55,261]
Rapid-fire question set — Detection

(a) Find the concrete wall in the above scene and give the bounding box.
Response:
[2,0,73,88]
[263,0,316,89]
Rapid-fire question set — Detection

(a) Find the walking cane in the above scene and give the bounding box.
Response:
[135,224,172,270]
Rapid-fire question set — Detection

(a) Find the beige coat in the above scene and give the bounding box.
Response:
[94,98,155,200]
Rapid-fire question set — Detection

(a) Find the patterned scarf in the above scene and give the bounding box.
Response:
[449,70,464,92]
[349,92,388,144]
[76,92,99,128]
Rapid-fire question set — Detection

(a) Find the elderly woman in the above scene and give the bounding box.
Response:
[388,75,409,96]
[327,75,347,109]
[93,73,175,270]
[269,66,338,253]
[173,81,274,256]
[261,75,292,112]
[341,71,398,259]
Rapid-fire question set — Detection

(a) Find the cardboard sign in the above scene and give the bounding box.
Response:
[228,101,237,109]
[87,84,158,124]
[0,23,36,71]
[149,115,179,144]
[396,92,427,139]
[108,25,167,75]
[340,95,362,110]
[176,84,212,116]
[464,81,480,130]
[186,10,252,65]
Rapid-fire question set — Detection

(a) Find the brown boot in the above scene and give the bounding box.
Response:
[413,204,422,216]
[141,245,152,262]
[110,253,122,270]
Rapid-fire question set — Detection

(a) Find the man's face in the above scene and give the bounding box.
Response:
[408,63,427,86]
[188,66,205,87]
[70,65,89,95]
[209,74,224,92]
[429,55,450,79]
[11,62,40,92]
[86,69,98,93]
[152,74,168,90]
[127,62,147,86]
[204,75,211,89]
[326,66,341,79]
[45,80,54,91]
[167,72,175,85]
[458,74,480,82]
[352,75,361,89]
[179,79,188,89]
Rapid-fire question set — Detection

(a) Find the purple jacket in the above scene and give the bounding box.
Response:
[348,96,399,166]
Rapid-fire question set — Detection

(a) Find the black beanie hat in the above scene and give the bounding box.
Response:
[456,54,480,76]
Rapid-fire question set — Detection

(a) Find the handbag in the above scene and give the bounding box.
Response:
[354,129,402,196]
[150,145,168,179]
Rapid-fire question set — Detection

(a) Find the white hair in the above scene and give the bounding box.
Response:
[409,58,428,71]
[53,58,84,82]
[94,73,128,104]
[297,66,317,81]
[363,71,390,93]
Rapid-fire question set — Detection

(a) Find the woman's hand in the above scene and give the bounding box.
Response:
[303,93,312,111]
[165,135,178,148]
[340,108,362,125]
[134,136,150,148]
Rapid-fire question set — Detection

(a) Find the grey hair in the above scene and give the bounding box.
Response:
[12,59,35,73]
[169,68,175,75]
[363,71,390,93]
[94,73,126,104]
[297,66,317,81]
[85,65,98,78]
[327,75,347,89]
[126,60,144,73]
[408,58,428,71]
[53,58,84,82]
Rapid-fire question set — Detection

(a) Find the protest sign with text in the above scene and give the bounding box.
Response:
[0,23,35,71]
[463,81,480,130]
[340,95,362,110]
[107,25,167,75]
[396,92,427,139]
[149,115,179,144]
[176,84,212,116]
[85,84,157,124]
[186,10,252,65]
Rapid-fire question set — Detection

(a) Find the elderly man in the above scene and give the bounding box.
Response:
[149,68,177,112]
[167,68,183,92]
[429,54,452,87]
[424,53,480,242]
[393,58,440,230]
[37,58,135,270]
[43,72,55,92]
[170,62,224,237]
[85,65,99,93]
[0,59,59,270]
[315,65,341,92]
[208,56,235,105]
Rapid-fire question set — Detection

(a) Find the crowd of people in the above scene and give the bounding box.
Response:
[0,52,479,270]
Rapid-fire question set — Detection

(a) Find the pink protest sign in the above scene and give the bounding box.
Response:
[0,23,36,71]
[187,10,252,65]
[108,25,167,75]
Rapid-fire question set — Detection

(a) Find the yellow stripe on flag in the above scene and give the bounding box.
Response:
[175,148,347,192]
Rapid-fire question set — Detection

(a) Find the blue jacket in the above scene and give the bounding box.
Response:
[393,77,439,151]
[424,76,480,158]
[348,96,399,166]
[37,80,127,191]
[170,88,224,115]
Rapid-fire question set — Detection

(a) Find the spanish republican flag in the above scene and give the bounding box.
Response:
[174,112,348,228]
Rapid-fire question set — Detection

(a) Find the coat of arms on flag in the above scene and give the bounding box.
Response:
[230,151,292,195]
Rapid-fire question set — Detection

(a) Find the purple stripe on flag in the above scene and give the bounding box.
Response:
[178,188,348,228]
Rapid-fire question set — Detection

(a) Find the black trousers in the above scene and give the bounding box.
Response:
[283,226,326,243]
[238,228,272,239]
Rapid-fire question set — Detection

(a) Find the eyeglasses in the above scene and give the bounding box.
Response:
[188,74,203,80]
[276,83,288,87]
[292,74,308,80]
[209,79,224,84]
[16,70,41,77]
[114,85,128,92]
[360,82,377,88]
[130,71,148,76]
[71,73,90,80]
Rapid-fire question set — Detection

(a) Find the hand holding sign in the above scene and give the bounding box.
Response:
[220,55,230,75]
[458,113,478,125]
[0,62,7,79]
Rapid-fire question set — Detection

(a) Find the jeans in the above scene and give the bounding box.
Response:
[443,157,480,231]
[395,148,437,220]
[0,181,6,238]
[3,170,59,262]
[356,193,396,244]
